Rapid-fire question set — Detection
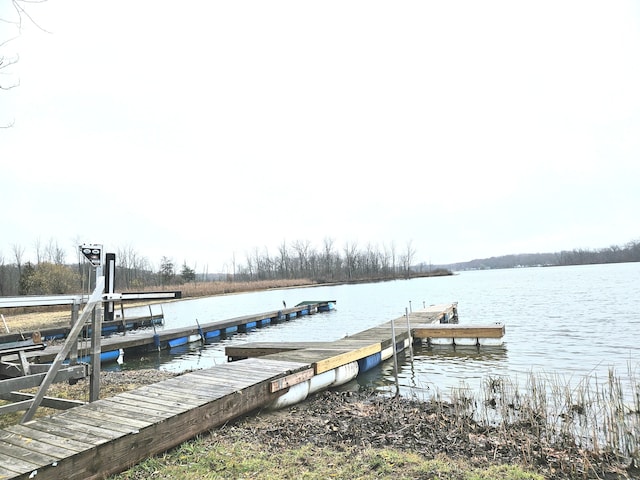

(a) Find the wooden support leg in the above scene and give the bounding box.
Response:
[18,351,30,376]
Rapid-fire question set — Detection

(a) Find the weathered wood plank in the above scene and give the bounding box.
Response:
[171,372,251,390]
[71,407,152,431]
[0,438,59,467]
[59,409,142,434]
[261,348,347,366]
[225,342,331,358]
[314,343,381,374]
[2,424,88,453]
[269,368,314,393]
[0,428,82,458]
[115,391,194,413]
[154,381,234,399]
[28,417,116,443]
[412,324,505,339]
[0,463,21,479]
[105,393,184,415]
[26,365,282,479]
[136,385,213,405]
[0,451,39,477]
[86,399,173,423]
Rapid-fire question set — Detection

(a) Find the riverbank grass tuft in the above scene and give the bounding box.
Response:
[111,439,543,480]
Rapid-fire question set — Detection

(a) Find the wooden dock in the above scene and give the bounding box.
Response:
[0,358,310,479]
[21,302,334,364]
[0,302,504,479]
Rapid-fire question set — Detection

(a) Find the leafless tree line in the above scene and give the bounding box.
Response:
[5,236,636,297]
[0,238,419,296]
[235,238,417,282]
[557,240,640,266]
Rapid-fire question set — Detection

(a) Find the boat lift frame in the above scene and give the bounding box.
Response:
[0,245,182,423]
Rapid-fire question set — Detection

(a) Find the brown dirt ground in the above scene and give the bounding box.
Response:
[4,370,637,479]
[215,389,637,480]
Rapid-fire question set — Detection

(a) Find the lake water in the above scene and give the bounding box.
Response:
[118,262,640,399]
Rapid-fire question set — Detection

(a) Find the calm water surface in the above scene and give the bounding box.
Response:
[118,262,640,398]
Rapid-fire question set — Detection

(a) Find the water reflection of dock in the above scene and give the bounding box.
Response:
[0,302,505,479]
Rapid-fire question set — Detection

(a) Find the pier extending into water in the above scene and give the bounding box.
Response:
[0,302,504,479]
[19,301,335,364]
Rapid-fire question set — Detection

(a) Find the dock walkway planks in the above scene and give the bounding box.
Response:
[0,302,501,479]
[24,302,331,364]
[0,358,310,480]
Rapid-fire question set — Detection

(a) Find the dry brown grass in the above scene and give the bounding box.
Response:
[162,278,317,297]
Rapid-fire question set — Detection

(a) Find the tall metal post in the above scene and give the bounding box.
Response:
[80,244,105,402]
[90,303,102,401]
[405,307,414,363]
[69,300,80,365]
[90,249,104,402]
[390,317,400,397]
[104,253,116,321]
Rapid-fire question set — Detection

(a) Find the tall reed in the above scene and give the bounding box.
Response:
[473,366,640,468]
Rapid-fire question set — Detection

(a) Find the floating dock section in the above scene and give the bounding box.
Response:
[20,301,335,365]
[0,302,504,479]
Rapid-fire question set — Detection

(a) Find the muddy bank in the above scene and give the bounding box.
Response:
[18,370,637,479]
[216,389,636,480]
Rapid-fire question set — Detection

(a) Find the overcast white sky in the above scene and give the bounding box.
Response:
[1,1,639,272]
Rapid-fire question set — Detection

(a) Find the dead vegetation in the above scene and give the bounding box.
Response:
[217,389,639,479]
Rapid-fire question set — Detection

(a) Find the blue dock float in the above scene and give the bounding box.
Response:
[296,300,336,313]
[357,351,382,373]
[168,336,188,348]
[238,322,257,333]
[204,329,221,340]
[24,301,337,365]
[64,349,122,365]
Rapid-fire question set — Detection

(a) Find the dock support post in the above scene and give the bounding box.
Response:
[405,307,413,363]
[70,300,79,365]
[390,317,400,397]
[21,277,105,424]
[90,303,102,402]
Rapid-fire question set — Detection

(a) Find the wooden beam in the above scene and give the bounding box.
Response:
[0,392,86,410]
[225,342,332,359]
[0,365,87,396]
[412,324,505,339]
[269,368,315,393]
[314,343,381,374]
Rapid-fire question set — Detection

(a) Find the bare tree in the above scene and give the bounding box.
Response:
[402,240,416,275]
[292,240,311,277]
[0,38,20,92]
[322,237,336,279]
[45,238,65,264]
[11,243,24,272]
[343,241,358,280]
[1,0,47,127]
[34,237,42,264]
[277,241,289,279]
